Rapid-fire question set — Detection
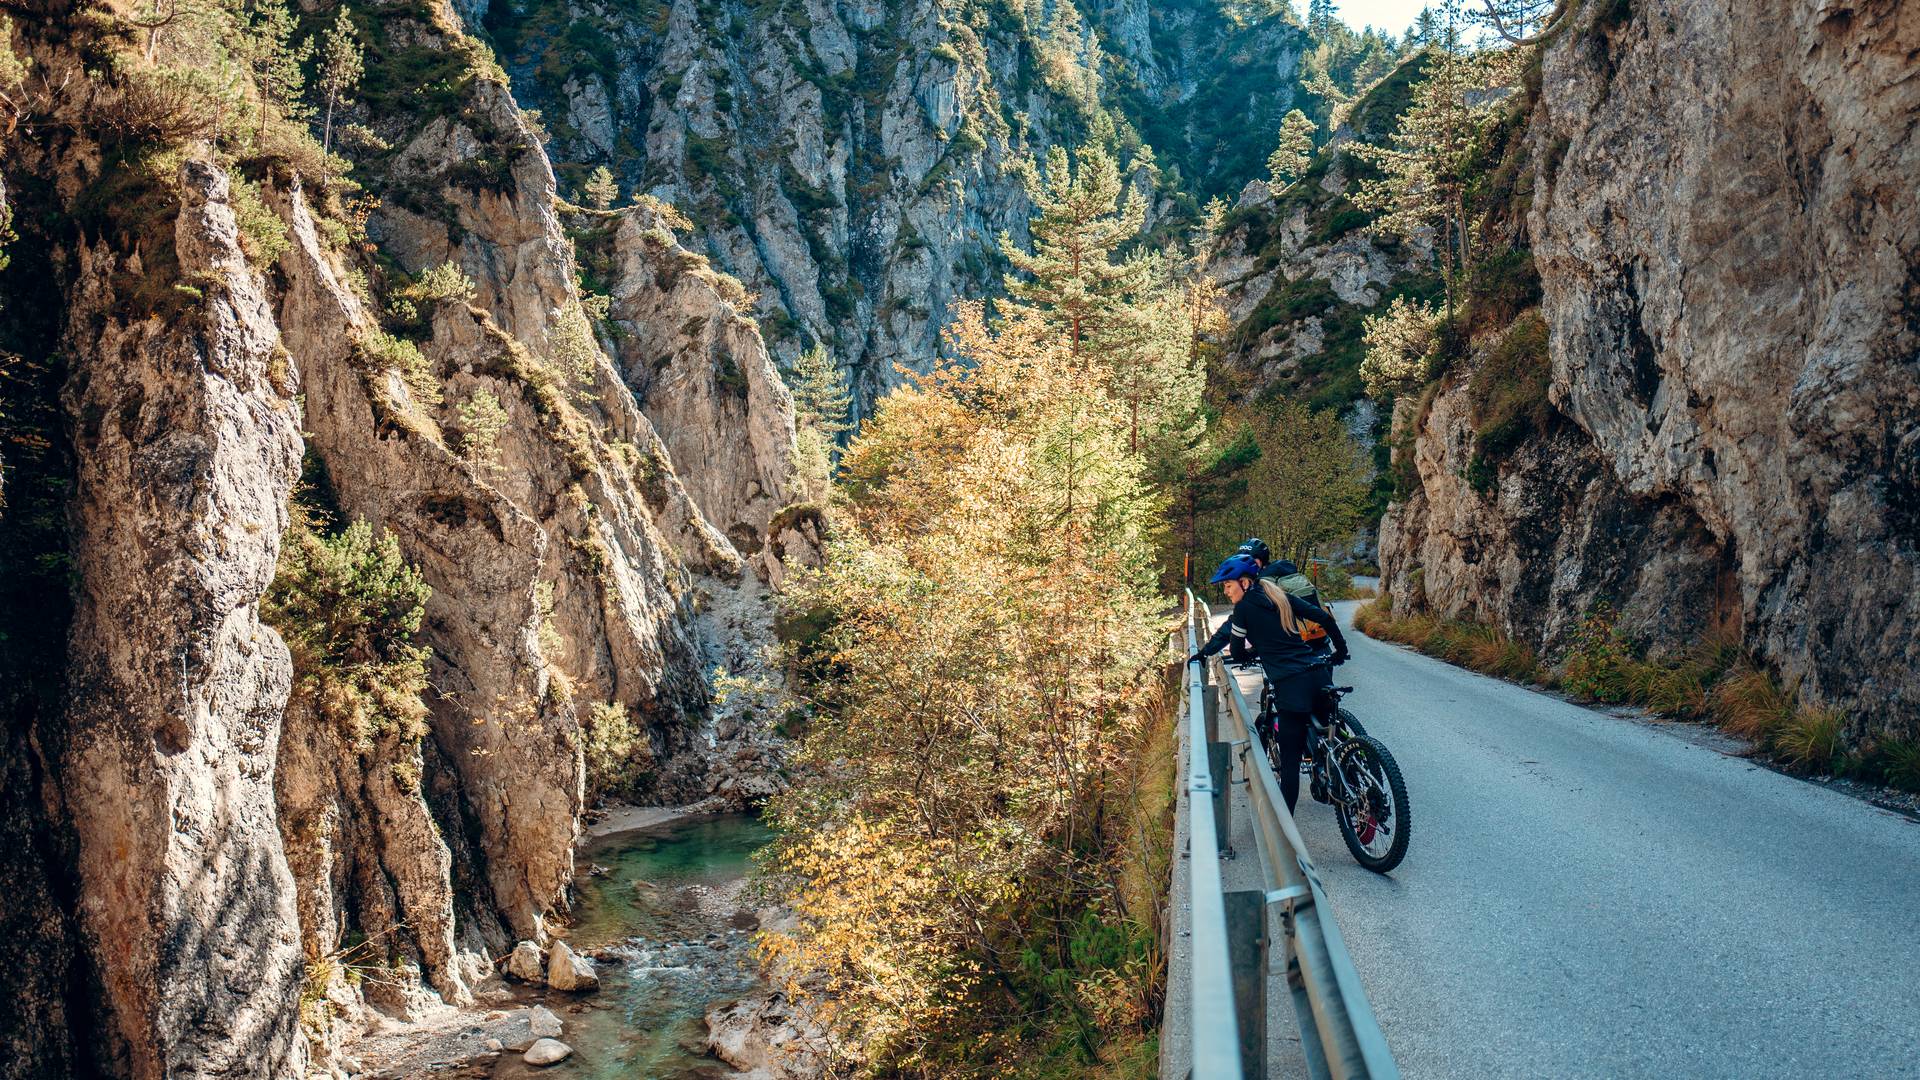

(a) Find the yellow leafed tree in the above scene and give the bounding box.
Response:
[765,302,1171,1075]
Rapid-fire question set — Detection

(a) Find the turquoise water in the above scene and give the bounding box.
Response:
[534,814,777,1079]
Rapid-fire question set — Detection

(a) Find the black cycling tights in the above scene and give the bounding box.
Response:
[1270,710,1311,811]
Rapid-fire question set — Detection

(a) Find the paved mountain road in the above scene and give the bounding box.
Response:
[1295,602,1920,1079]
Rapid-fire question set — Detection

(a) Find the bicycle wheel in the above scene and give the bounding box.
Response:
[1335,707,1367,740]
[1333,736,1411,873]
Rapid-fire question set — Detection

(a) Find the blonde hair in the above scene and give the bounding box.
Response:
[1259,579,1303,638]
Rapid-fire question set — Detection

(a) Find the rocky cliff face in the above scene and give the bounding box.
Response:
[1381,0,1919,738]
[61,159,310,1079]
[0,0,810,1073]
[483,0,1309,404]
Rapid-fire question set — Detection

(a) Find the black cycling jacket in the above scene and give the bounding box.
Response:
[1197,581,1348,682]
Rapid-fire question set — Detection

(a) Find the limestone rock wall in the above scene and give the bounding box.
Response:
[486,0,1309,405]
[0,1,812,1074]
[60,160,308,1079]
[1381,0,1920,737]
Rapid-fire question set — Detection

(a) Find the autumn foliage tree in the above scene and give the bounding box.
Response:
[765,301,1173,1074]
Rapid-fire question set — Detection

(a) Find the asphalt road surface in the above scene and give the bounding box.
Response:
[1297,602,1920,1079]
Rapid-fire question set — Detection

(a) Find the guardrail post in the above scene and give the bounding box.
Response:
[1204,680,1221,743]
[1227,890,1269,1080]
[1208,740,1232,855]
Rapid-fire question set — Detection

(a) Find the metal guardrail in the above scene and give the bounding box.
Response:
[1181,589,1399,1080]
[1184,595,1244,1079]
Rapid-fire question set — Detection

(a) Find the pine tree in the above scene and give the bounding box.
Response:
[787,343,853,495]
[1266,108,1317,189]
[235,0,310,146]
[1411,6,1441,45]
[1301,63,1354,130]
[315,8,362,154]
[1309,0,1339,38]
[126,0,198,63]
[582,166,617,210]
[1358,295,1442,396]
[999,144,1147,353]
[1350,50,1518,313]
[789,343,853,441]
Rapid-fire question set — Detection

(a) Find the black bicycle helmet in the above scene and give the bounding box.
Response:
[1237,538,1272,565]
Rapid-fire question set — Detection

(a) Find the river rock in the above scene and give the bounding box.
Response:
[706,991,829,1079]
[523,1038,574,1066]
[504,941,546,983]
[528,1005,564,1038]
[547,941,599,992]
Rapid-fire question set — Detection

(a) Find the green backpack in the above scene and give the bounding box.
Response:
[1271,572,1328,642]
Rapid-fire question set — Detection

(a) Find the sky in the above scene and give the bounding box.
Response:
[1294,0,1437,36]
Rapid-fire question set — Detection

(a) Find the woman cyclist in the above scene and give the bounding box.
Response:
[1190,553,1350,811]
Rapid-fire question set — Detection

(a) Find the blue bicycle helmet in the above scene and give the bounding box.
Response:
[1209,554,1263,584]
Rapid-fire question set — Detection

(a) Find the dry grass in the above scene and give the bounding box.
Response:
[1354,597,1545,685]
[1710,667,1794,743]
[1773,706,1845,773]
[1357,599,1899,784]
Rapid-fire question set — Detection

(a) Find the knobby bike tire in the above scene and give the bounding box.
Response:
[1334,735,1411,874]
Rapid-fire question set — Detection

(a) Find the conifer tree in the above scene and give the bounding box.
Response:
[235,0,310,146]
[1350,49,1519,313]
[1359,295,1441,396]
[787,343,853,494]
[582,166,617,210]
[792,344,852,432]
[999,144,1146,352]
[315,8,362,153]
[1309,0,1339,38]
[1267,108,1317,189]
[1411,6,1441,45]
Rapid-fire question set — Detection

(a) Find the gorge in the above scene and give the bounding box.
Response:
[0,0,1914,1077]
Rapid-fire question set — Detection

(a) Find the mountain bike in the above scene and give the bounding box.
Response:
[1258,678,1411,873]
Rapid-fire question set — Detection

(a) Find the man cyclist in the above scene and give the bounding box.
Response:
[1190,553,1349,811]
[1235,538,1334,657]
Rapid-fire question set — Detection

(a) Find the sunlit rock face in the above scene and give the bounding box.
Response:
[1381,0,1920,738]
[484,0,1310,407]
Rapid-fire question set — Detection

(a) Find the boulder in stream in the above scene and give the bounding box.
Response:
[528,1005,563,1038]
[504,941,546,983]
[706,991,829,1079]
[523,1038,574,1066]
[548,941,600,991]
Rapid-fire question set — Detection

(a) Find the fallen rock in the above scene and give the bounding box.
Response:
[706,991,829,1079]
[547,940,599,992]
[528,1005,564,1038]
[505,940,546,983]
[523,1038,574,1066]
[484,1038,505,1052]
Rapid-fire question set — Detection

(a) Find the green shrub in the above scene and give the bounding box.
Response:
[354,328,441,408]
[1560,603,1633,703]
[265,519,433,750]
[405,262,477,306]
[1466,311,1551,493]
[228,169,290,267]
[1879,738,1920,792]
[1464,247,1541,331]
[583,700,649,799]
